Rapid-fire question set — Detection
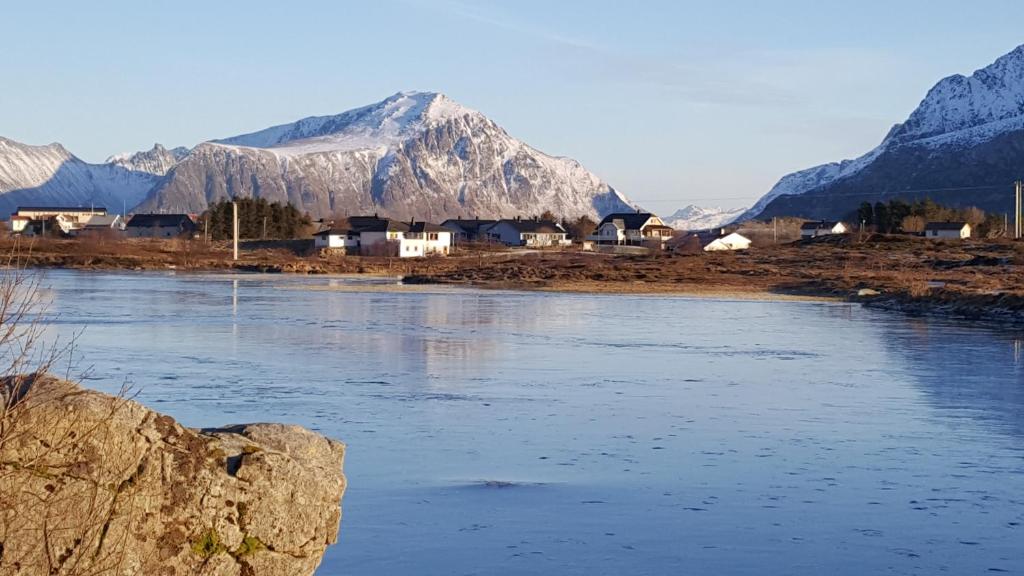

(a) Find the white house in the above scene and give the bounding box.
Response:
[590,212,674,247]
[669,230,752,253]
[312,228,361,250]
[702,232,752,252]
[482,218,570,247]
[924,221,971,239]
[68,214,125,236]
[313,217,452,257]
[800,220,849,238]
[8,206,109,234]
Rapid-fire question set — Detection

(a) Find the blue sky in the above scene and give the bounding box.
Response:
[4,0,1024,211]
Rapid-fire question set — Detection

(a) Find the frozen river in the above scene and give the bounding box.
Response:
[39,270,1024,575]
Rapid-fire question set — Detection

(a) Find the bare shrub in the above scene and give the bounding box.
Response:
[0,250,135,575]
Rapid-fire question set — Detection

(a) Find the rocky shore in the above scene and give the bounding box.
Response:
[0,376,346,576]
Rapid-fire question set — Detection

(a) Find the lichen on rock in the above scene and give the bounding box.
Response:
[0,375,346,576]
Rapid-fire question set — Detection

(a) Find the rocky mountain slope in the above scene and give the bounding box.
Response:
[746,44,1024,221]
[107,143,189,176]
[135,91,635,221]
[665,204,746,230]
[0,137,161,215]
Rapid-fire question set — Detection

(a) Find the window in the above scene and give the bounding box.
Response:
[428,233,438,241]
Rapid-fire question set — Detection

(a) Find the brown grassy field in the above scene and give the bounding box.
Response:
[5,234,1024,320]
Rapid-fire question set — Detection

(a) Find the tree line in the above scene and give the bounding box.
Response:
[856,199,1004,237]
[202,198,312,240]
[530,210,599,240]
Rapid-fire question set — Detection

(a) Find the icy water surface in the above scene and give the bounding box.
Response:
[39,270,1024,575]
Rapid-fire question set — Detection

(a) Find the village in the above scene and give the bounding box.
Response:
[2,204,985,259]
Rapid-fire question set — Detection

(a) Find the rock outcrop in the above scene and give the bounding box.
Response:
[0,375,346,576]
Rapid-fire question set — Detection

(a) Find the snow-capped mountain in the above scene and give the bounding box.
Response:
[136,91,635,220]
[106,144,189,176]
[665,205,746,231]
[746,44,1024,221]
[0,137,168,216]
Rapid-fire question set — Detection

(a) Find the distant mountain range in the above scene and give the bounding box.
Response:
[0,92,635,221]
[745,44,1024,222]
[664,205,746,230]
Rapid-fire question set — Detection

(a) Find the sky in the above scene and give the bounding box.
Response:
[4,0,1024,212]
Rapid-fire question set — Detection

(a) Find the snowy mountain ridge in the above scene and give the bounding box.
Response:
[744,43,1024,221]
[0,137,163,215]
[665,205,746,231]
[0,91,635,222]
[137,91,635,221]
[214,92,483,154]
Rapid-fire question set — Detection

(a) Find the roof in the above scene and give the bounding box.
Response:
[800,220,844,230]
[15,206,108,214]
[312,227,357,237]
[408,221,448,233]
[317,216,447,235]
[441,219,496,233]
[81,214,121,228]
[598,212,656,230]
[489,219,566,234]
[126,214,195,228]
[924,221,969,231]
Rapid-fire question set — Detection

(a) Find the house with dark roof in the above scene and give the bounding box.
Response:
[125,214,198,238]
[924,221,971,239]
[800,220,849,238]
[481,218,570,247]
[441,219,497,243]
[590,212,674,247]
[312,216,452,257]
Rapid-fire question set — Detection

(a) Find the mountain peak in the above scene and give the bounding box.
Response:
[213,91,482,152]
[888,44,1024,145]
[665,205,746,230]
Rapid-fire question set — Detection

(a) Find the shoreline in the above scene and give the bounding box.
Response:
[6,236,1024,323]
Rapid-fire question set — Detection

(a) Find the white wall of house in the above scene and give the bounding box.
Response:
[314,233,359,249]
[356,229,453,257]
[422,231,452,255]
[7,218,29,233]
[593,222,625,244]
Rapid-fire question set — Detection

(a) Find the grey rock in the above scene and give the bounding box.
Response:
[0,375,346,576]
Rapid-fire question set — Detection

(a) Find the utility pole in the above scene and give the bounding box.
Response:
[232,199,239,261]
[1016,180,1022,239]
[262,216,267,240]
[772,217,778,244]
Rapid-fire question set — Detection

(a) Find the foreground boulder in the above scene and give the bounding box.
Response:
[0,375,346,576]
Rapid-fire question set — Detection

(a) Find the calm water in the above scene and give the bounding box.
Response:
[38,270,1024,575]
